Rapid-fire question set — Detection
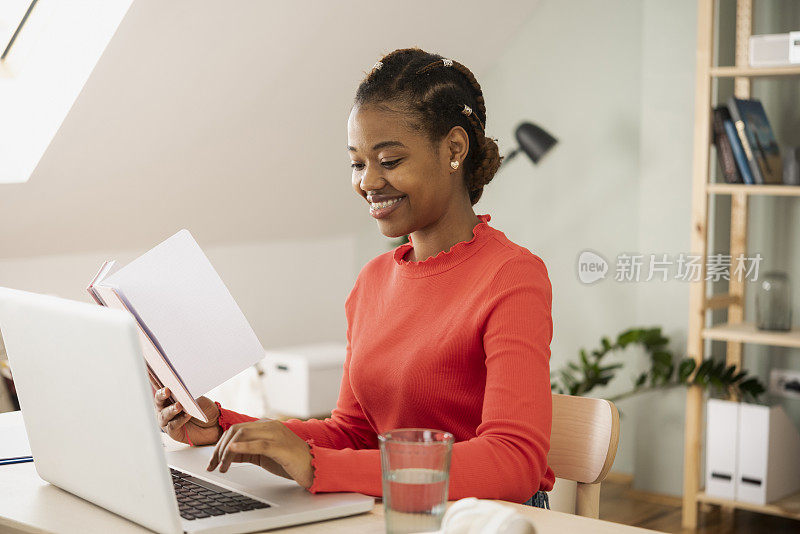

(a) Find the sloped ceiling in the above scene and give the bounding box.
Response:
[0,0,540,258]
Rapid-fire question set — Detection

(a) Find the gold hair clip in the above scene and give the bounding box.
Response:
[373,61,383,70]
[442,58,453,67]
[462,104,472,116]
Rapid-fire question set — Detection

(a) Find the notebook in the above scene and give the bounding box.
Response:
[87,229,265,423]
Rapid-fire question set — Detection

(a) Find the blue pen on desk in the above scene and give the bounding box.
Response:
[0,456,33,466]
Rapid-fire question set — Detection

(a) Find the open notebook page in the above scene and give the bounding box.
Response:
[88,272,208,423]
[101,229,265,399]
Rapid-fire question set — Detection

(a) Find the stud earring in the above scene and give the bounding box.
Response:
[450,161,459,170]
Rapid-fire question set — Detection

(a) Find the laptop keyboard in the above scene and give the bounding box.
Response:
[170,467,271,521]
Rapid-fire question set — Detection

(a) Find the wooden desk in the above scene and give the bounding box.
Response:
[0,410,660,533]
[0,459,661,534]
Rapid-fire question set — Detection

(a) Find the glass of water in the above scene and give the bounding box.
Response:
[379,428,454,534]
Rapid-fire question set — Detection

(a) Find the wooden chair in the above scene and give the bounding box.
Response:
[547,393,620,518]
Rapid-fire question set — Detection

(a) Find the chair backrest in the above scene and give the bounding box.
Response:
[547,393,620,518]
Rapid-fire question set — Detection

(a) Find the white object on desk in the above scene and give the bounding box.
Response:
[264,342,345,418]
[0,289,184,533]
[0,288,373,534]
[439,498,536,534]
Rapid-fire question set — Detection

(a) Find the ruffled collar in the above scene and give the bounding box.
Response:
[393,214,492,277]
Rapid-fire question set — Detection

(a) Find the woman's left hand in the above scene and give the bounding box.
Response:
[206,420,314,490]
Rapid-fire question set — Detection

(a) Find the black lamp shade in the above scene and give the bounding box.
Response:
[515,122,558,164]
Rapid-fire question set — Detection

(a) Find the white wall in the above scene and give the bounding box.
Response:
[631,0,696,496]
[479,0,646,478]
[0,235,358,354]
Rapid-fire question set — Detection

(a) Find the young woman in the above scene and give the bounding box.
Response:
[153,47,555,509]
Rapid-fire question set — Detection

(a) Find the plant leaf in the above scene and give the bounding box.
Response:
[678,359,696,383]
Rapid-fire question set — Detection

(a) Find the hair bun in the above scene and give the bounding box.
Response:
[468,136,503,205]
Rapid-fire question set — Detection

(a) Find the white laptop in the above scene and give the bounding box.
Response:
[0,287,374,534]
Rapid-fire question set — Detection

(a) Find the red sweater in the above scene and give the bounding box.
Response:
[217,213,555,502]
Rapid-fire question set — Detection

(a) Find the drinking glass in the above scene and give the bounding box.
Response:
[379,428,454,534]
[756,271,792,331]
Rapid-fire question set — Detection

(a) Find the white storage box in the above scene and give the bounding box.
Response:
[749,32,800,67]
[736,403,800,505]
[705,398,800,505]
[705,399,739,500]
[264,342,345,418]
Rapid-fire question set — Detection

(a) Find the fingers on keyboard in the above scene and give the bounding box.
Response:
[171,468,270,520]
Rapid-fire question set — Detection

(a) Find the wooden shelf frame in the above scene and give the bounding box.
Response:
[682,0,800,528]
[682,0,715,525]
[696,490,800,521]
[702,322,800,349]
[710,65,800,77]
[707,184,800,196]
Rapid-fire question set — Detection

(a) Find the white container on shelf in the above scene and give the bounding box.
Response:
[705,399,740,500]
[736,403,800,505]
[705,399,800,505]
[263,342,345,419]
[791,31,800,64]
[749,32,800,67]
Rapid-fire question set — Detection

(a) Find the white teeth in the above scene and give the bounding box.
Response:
[370,196,404,210]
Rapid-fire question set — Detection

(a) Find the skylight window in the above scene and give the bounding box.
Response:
[0,0,133,184]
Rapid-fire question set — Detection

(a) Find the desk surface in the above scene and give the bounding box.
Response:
[0,459,661,534]
[0,410,660,534]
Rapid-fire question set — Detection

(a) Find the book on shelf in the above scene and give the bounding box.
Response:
[87,229,266,423]
[712,106,744,184]
[723,114,755,185]
[727,97,783,185]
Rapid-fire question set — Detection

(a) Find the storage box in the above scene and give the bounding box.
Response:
[749,32,800,67]
[736,403,800,505]
[264,342,345,418]
[705,399,739,500]
[706,399,800,505]
[706,398,800,504]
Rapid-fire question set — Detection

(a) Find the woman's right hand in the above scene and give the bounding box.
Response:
[154,387,223,446]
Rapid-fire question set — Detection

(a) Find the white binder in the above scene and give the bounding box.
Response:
[736,403,800,505]
[705,399,740,500]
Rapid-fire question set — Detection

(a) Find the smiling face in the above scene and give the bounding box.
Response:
[348,102,471,238]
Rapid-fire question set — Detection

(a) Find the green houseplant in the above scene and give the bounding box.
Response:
[551,327,765,404]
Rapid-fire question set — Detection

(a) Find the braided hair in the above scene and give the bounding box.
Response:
[354,47,503,206]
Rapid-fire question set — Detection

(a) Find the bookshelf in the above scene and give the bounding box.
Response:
[682,0,800,528]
